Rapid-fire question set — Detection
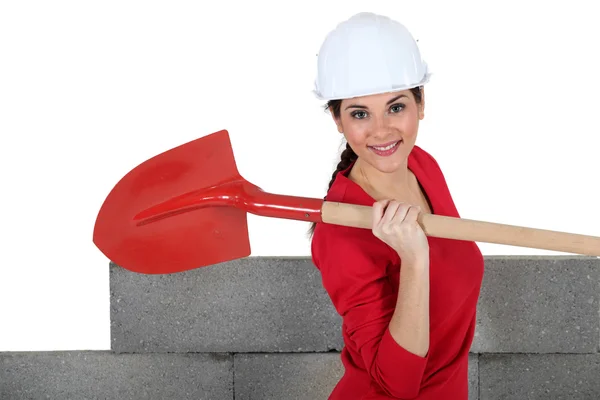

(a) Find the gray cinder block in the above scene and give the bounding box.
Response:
[479,353,600,399]
[110,256,599,355]
[110,258,343,353]
[469,353,479,400]
[234,352,480,399]
[471,256,599,353]
[0,351,232,400]
[234,353,343,400]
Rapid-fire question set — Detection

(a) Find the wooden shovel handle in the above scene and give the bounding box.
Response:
[321,201,600,257]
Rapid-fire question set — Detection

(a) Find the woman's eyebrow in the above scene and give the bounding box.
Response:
[344,94,407,110]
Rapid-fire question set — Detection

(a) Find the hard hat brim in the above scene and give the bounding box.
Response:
[312,72,431,101]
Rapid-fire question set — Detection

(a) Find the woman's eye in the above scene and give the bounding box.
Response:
[352,111,368,119]
[390,104,404,113]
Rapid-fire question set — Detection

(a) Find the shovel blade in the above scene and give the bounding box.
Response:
[93,129,251,274]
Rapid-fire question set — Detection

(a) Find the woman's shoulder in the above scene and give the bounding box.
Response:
[410,144,462,217]
[410,144,443,173]
[311,177,395,270]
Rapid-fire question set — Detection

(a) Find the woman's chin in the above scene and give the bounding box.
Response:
[366,151,408,173]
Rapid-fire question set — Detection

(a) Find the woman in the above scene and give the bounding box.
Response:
[310,12,485,399]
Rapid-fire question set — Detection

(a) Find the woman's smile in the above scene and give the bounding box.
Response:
[368,139,403,156]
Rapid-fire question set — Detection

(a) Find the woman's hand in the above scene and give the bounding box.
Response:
[372,200,429,266]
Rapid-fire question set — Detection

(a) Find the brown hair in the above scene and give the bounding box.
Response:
[308,86,423,237]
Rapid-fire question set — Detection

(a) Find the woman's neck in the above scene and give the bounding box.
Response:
[349,157,413,201]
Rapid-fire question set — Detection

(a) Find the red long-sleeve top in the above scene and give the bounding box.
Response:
[311,145,485,399]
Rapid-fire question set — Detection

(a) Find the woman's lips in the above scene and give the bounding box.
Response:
[368,140,402,156]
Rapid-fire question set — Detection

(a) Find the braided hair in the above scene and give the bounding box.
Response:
[308,87,423,237]
[307,99,354,237]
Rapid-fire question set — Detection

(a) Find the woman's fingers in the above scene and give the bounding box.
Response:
[372,200,391,229]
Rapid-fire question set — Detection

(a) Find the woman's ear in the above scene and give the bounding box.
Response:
[330,109,343,133]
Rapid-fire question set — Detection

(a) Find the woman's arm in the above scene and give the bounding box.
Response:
[389,257,430,357]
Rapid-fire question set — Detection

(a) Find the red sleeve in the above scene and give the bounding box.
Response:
[312,225,429,399]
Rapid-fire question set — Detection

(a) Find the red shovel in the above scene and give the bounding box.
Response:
[92,129,600,274]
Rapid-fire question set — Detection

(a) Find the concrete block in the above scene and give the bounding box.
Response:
[0,351,232,400]
[469,353,479,400]
[479,353,600,400]
[234,353,343,400]
[234,352,480,399]
[110,258,343,353]
[471,256,599,353]
[111,256,599,354]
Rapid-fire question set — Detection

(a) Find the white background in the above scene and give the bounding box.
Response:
[1,1,598,351]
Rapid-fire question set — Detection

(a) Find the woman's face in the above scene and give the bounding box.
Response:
[332,89,424,174]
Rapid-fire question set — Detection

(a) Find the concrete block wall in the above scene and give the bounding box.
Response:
[1,256,599,399]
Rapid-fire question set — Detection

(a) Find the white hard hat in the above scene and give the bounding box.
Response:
[313,12,431,101]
